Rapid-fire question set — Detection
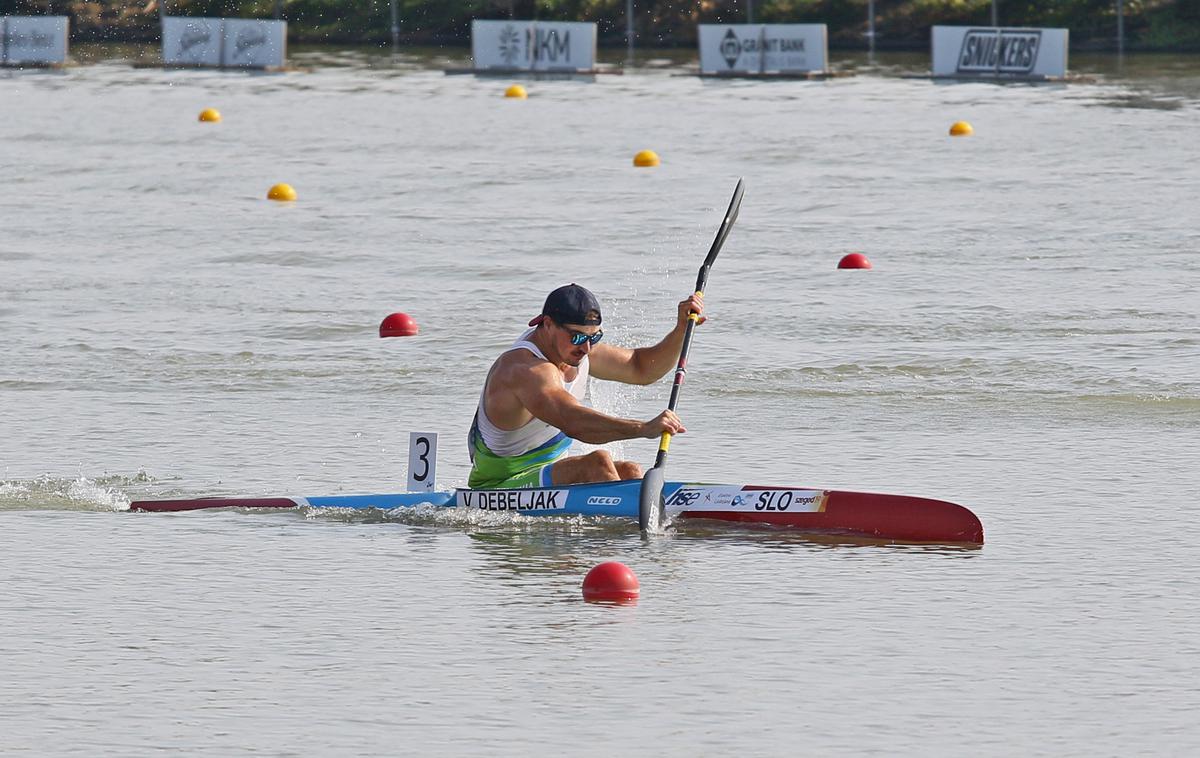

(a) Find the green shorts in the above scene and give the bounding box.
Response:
[467,430,572,489]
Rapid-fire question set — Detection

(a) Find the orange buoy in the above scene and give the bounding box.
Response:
[267,183,296,202]
[633,150,660,167]
[198,108,221,123]
[582,561,639,602]
[838,253,872,269]
[949,121,974,137]
[505,84,527,99]
[379,312,418,338]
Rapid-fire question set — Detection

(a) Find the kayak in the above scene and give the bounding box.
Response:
[129,480,984,545]
[126,185,985,545]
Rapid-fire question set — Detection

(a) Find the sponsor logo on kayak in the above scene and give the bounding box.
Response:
[458,489,567,511]
[730,490,824,512]
[665,487,703,507]
[666,487,826,512]
[586,496,621,506]
[957,29,1041,74]
[665,486,743,508]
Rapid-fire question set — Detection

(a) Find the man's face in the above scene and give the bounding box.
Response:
[553,319,602,366]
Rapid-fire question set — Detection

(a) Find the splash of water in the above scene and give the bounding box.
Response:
[0,473,136,512]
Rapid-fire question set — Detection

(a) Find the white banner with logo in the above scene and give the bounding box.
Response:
[2,16,70,65]
[222,18,286,68]
[162,17,223,66]
[698,24,827,74]
[931,26,1068,78]
[471,20,596,71]
[162,17,286,68]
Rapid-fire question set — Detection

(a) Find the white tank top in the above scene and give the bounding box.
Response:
[473,328,589,457]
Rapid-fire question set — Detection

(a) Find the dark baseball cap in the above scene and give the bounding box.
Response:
[528,283,602,327]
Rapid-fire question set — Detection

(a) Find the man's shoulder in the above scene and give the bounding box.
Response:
[495,346,545,368]
[492,348,553,384]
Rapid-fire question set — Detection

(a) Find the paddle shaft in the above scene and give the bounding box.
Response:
[652,179,744,469]
[638,179,743,531]
[652,276,706,468]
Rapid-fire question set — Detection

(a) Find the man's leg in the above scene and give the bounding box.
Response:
[549,450,623,485]
[615,460,643,480]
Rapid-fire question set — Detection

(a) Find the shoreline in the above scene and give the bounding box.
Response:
[55,34,1200,56]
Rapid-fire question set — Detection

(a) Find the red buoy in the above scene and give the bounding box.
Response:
[582,561,640,602]
[379,312,418,338]
[837,252,873,269]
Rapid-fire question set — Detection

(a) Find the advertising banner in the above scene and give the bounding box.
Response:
[221,18,286,68]
[471,20,596,71]
[162,16,223,67]
[163,17,287,68]
[2,16,69,65]
[698,24,827,75]
[931,26,1068,78]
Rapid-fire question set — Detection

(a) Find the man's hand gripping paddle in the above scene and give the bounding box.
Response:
[639,179,745,532]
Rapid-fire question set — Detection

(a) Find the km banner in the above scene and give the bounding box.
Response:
[471,20,596,72]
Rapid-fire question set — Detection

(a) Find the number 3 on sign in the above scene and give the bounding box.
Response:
[407,432,438,492]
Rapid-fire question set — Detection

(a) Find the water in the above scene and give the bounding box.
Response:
[2,47,1198,755]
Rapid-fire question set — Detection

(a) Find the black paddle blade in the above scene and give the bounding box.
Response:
[638,467,666,532]
[702,178,745,270]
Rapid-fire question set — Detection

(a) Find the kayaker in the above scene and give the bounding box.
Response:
[468,283,704,488]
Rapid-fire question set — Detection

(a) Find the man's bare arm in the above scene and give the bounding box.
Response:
[590,294,705,385]
[514,362,683,443]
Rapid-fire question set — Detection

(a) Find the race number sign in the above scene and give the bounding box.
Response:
[1,16,69,65]
[407,432,438,493]
[698,24,827,75]
[162,17,286,68]
[222,19,286,68]
[931,26,1068,78]
[471,20,596,72]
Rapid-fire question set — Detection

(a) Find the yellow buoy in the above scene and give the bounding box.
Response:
[633,150,661,168]
[198,108,221,123]
[505,84,527,99]
[267,183,296,202]
[949,121,974,137]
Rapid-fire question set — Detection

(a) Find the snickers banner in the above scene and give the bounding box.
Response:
[931,26,1068,78]
[471,20,597,72]
[698,24,828,74]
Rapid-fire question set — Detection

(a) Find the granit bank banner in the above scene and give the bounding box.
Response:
[698,24,827,75]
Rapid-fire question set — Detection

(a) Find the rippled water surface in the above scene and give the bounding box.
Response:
[2,47,1198,755]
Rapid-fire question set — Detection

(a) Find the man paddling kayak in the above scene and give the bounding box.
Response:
[468,283,704,488]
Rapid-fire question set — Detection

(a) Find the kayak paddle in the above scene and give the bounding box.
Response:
[639,178,745,532]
